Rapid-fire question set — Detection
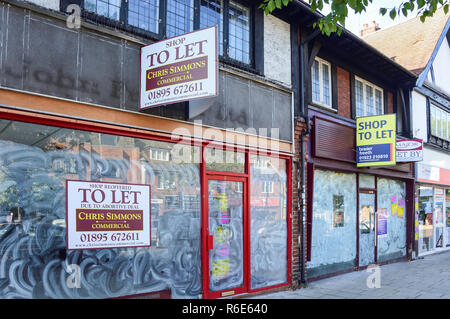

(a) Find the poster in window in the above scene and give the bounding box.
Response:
[377,208,388,237]
[333,195,345,228]
[397,198,405,218]
[390,195,398,216]
[66,180,151,250]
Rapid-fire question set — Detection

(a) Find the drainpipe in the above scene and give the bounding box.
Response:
[298,28,320,288]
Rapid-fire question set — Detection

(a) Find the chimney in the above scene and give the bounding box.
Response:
[360,21,380,37]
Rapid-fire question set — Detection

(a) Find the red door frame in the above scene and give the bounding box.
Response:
[201,147,292,298]
[202,174,249,299]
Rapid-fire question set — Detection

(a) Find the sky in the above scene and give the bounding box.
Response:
[320,0,419,37]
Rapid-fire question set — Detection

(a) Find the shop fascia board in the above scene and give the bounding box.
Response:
[0,87,293,155]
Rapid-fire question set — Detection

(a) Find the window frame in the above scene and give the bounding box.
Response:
[79,0,255,68]
[311,57,333,109]
[354,76,384,118]
[429,102,450,142]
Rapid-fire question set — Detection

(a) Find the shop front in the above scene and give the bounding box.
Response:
[415,163,450,256]
[0,91,292,299]
[305,111,414,279]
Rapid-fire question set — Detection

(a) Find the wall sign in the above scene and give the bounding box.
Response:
[140,26,218,109]
[66,180,151,250]
[396,139,423,162]
[356,114,396,167]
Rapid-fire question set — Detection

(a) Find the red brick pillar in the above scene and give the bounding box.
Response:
[291,117,309,288]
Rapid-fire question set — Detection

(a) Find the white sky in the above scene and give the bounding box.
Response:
[320,0,419,36]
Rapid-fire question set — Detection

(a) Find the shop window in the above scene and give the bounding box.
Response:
[355,77,384,117]
[0,119,201,299]
[250,155,287,289]
[204,148,245,173]
[308,170,357,278]
[376,178,406,263]
[311,58,332,108]
[359,174,375,189]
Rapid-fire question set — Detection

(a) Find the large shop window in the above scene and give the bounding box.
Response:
[308,170,357,278]
[82,0,252,65]
[376,178,406,263]
[0,119,201,299]
[249,155,288,289]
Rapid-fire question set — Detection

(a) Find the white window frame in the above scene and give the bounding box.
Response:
[355,76,384,117]
[430,103,450,141]
[311,57,333,109]
[262,181,273,194]
[150,148,170,161]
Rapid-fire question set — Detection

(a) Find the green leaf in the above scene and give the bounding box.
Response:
[444,4,449,14]
[379,7,387,15]
[275,0,282,9]
[267,0,275,12]
[389,7,397,20]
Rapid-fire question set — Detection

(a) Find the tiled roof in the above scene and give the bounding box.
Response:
[363,7,449,75]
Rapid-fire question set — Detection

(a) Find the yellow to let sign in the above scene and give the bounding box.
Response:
[356,114,396,167]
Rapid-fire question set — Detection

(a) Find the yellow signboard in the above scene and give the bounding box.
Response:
[356,114,396,167]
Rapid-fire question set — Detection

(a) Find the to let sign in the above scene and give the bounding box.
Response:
[66,180,151,250]
[140,26,218,109]
[396,139,423,162]
[356,114,396,167]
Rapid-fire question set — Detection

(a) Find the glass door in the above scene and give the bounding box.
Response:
[446,189,450,247]
[204,176,248,298]
[359,192,376,267]
[434,188,445,249]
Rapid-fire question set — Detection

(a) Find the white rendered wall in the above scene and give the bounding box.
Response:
[431,36,450,94]
[263,14,292,88]
[411,90,428,142]
[422,146,450,169]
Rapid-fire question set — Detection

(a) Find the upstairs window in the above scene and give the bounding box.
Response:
[82,0,252,66]
[355,77,384,117]
[311,58,332,108]
[430,103,449,141]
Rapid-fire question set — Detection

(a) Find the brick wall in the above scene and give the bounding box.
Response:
[292,117,309,288]
[337,67,351,119]
[387,91,394,114]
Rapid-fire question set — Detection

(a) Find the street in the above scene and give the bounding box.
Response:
[250,251,450,299]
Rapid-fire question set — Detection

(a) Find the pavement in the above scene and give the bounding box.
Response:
[249,250,450,299]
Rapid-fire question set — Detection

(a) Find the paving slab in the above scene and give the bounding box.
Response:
[248,251,450,299]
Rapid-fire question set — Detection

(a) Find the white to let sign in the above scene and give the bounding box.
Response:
[396,139,423,162]
[140,26,218,109]
[66,180,151,250]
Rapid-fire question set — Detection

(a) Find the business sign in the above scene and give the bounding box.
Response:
[356,114,396,167]
[140,26,218,109]
[396,139,423,162]
[66,180,151,250]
